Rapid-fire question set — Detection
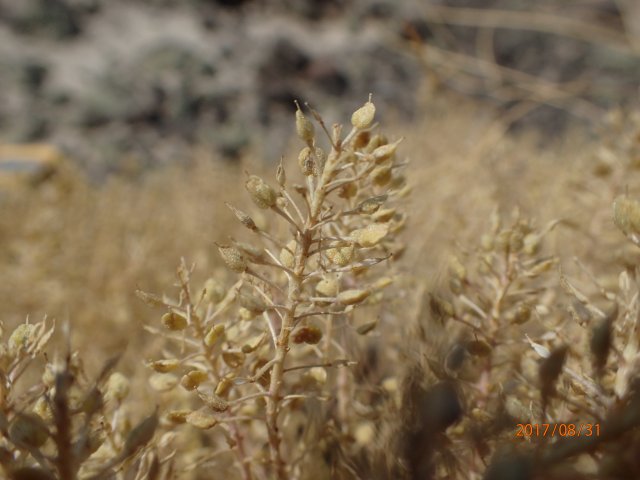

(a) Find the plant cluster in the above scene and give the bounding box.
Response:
[138,97,408,479]
[0,318,169,480]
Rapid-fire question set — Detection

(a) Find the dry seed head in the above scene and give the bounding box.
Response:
[351,223,389,247]
[295,104,315,145]
[8,323,36,355]
[316,276,339,297]
[205,324,225,346]
[351,96,376,129]
[326,244,354,266]
[245,175,277,209]
[216,244,247,273]
[148,359,180,373]
[197,390,230,412]
[337,289,370,305]
[292,326,323,345]
[613,195,640,237]
[161,311,188,331]
[298,146,314,176]
[181,370,208,391]
[9,413,49,448]
[279,240,297,269]
[186,409,218,429]
[225,203,258,232]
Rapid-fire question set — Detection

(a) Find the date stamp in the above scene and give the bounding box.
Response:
[515,423,600,438]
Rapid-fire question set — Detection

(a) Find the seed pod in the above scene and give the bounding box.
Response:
[166,410,191,424]
[245,175,277,209]
[161,311,188,331]
[371,165,392,186]
[351,223,389,247]
[372,139,401,163]
[316,276,339,297]
[9,413,49,448]
[298,147,315,176]
[215,376,233,398]
[238,292,267,315]
[357,194,387,214]
[509,303,532,325]
[351,98,376,129]
[449,256,467,281]
[106,372,130,402]
[222,351,245,369]
[149,373,178,392]
[280,240,297,268]
[353,130,370,149]
[122,410,158,457]
[364,134,384,153]
[225,203,258,232]
[326,244,354,266]
[8,324,35,355]
[135,290,166,308]
[148,359,180,373]
[200,278,226,305]
[613,195,640,237]
[186,409,218,429]
[197,391,229,412]
[295,104,315,145]
[293,326,323,344]
[205,324,225,346]
[356,319,378,335]
[181,370,208,391]
[372,208,396,222]
[217,244,247,273]
[337,289,370,305]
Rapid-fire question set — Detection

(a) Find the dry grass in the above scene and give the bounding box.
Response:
[3,92,640,478]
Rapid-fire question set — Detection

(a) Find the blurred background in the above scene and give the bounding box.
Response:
[1,0,639,177]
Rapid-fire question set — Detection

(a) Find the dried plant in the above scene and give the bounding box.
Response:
[139,97,407,479]
[0,318,170,480]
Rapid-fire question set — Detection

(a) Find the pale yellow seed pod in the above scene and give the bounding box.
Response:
[613,196,640,237]
[372,276,393,290]
[9,413,49,448]
[372,139,401,163]
[215,376,233,398]
[337,289,370,305]
[372,208,396,222]
[148,359,180,373]
[358,195,387,214]
[279,240,297,268]
[205,324,225,346]
[8,324,35,355]
[295,106,315,145]
[33,396,52,421]
[166,410,191,424]
[364,134,384,153]
[316,276,339,297]
[245,175,277,209]
[276,157,286,187]
[161,311,188,331]
[351,99,376,129]
[371,165,392,186]
[181,370,208,391]
[222,351,245,368]
[449,256,467,281]
[217,244,247,273]
[351,223,389,248]
[239,307,255,321]
[298,146,314,176]
[149,373,178,392]
[326,244,354,266]
[106,372,130,402]
[201,278,226,305]
[186,409,218,429]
